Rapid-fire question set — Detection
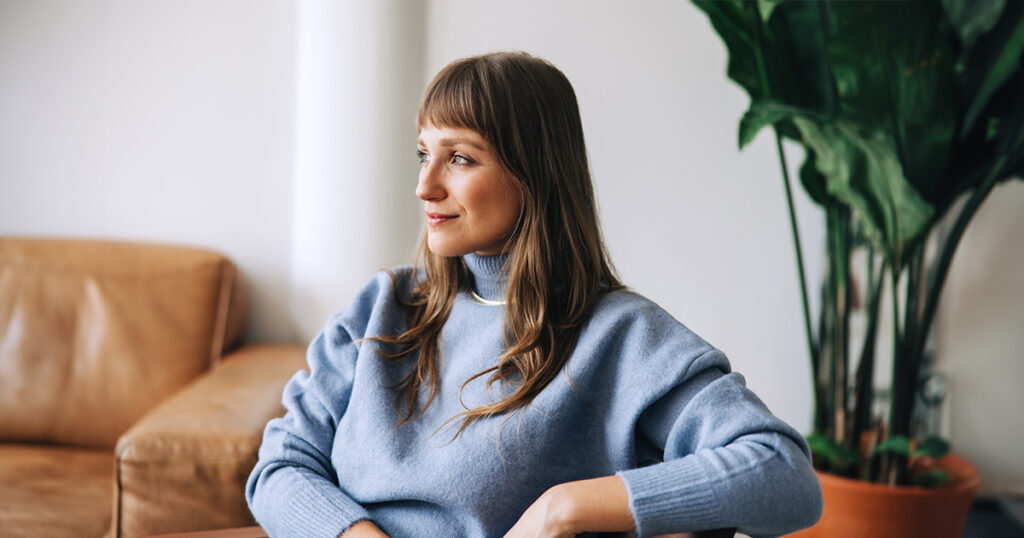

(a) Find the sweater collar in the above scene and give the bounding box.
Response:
[463,252,508,303]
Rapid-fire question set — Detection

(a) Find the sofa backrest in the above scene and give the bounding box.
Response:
[0,238,247,448]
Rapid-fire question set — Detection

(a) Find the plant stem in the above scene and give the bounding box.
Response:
[815,1,837,117]
[851,255,885,476]
[830,208,850,446]
[842,211,852,442]
[774,130,820,425]
[885,265,904,485]
[893,244,925,443]
[822,271,836,439]
[826,210,838,442]
[748,2,772,99]
[816,282,830,435]
[913,157,1008,362]
[888,264,904,429]
[905,245,924,357]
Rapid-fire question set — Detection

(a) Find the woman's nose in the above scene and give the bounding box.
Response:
[416,162,446,202]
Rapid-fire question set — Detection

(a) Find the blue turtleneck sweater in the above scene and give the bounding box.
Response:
[246,254,822,537]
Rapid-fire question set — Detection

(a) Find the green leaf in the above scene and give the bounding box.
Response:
[942,0,1006,51]
[692,1,763,99]
[995,74,1024,156]
[1011,156,1024,181]
[987,116,1003,141]
[799,146,831,206]
[806,432,860,466]
[792,119,884,252]
[914,436,951,459]
[834,442,860,467]
[822,2,956,200]
[841,123,935,264]
[757,0,783,23]
[806,433,834,463]
[761,1,835,114]
[792,119,934,265]
[692,0,834,112]
[738,100,818,149]
[961,1,1024,137]
[943,71,1024,205]
[888,25,957,201]
[914,469,953,488]
[872,435,912,457]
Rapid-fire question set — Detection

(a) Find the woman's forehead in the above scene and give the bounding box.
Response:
[418,124,490,149]
[417,90,483,132]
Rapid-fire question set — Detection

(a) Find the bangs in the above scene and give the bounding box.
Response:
[417,60,492,138]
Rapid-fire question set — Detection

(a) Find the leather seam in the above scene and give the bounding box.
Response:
[117,442,263,460]
[114,453,123,538]
[117,451,261,464]
[209,259,235,367]
[0,258,223,278]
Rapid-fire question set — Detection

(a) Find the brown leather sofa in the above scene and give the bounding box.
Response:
[0,238,307,537]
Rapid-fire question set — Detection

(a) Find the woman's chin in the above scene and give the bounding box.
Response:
[426,240,469,258]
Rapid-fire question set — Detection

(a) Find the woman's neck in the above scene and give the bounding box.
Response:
[463,252,508,304]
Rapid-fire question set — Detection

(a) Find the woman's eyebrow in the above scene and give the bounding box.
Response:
[418,137,488,151]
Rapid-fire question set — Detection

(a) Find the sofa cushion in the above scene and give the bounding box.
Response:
[0,238,247,448]
[114,345,307,536]
[0,443,114,538]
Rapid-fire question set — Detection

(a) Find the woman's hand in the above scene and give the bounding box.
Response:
[503,483,576,538]
[504,476,636,538]
[339,520,390,538]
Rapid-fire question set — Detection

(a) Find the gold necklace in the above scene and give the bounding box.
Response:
[470,289,506,306]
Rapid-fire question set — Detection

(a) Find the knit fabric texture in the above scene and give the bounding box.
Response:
[246,253,822,537]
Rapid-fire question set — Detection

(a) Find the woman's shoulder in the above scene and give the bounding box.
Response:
[582,288,729,374]
[351,264,422,305]
[325,265,423,339]
[589,288,695,338]
[592,288,667,316]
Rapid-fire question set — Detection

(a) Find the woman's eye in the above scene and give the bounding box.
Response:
[452,154,472,165]
[416,150,429,165]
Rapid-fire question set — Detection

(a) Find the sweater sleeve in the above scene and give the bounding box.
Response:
[616,349,823,538]
[245,310,374,537]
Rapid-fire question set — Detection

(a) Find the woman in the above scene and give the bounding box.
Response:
[247,51,822,538]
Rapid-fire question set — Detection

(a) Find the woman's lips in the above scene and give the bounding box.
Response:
[426,212,458,226]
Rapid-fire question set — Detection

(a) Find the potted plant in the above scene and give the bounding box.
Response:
[691,0,1024,536]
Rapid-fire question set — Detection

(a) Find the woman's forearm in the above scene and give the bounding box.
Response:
[504,475,635,537]
[547,475,636,534]
[340,520,390,538]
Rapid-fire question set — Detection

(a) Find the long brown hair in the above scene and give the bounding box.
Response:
[375,51,622,435]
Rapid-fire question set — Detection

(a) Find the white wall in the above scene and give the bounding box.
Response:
[287,0,425,337]
[0,0,300,342]
[938,181,1024,495]
[1,0,1022,494]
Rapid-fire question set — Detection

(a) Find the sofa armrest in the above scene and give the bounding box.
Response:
[113,344,307,537]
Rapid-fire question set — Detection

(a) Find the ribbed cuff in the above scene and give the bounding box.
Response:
[617,456,721,537]
[257,469,371,537]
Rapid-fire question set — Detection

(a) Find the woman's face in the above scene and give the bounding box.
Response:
[416,124,523,257]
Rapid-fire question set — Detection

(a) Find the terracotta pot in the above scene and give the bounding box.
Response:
[787,453,981,538]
